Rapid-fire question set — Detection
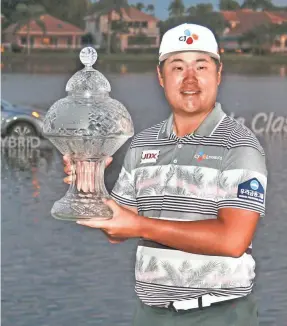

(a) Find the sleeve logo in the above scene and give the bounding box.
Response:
[237,178,264,204]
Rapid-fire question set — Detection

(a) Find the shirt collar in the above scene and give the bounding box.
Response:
[158,102,226,140]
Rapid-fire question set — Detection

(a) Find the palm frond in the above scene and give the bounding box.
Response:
[165,185,186,196]
[11,3,46,36]
[165,165,175,184]
[187,261,220,286]
[161,261,183,286]
[218,263,228,276]
[193,167,204,187]
[145,256,158,273]
[138,185,157,197]
[93,0,129,17]
[179,260,192,273]
[34,18,46,34]
[176,167,195,184]
[29,4,45,16]
[13,22,26,34]
[218,174,229,190]
[15,3,28,13]
[135,254,144,273]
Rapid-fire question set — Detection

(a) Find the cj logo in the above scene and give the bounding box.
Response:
[194,152,222,162]
[179,29,199,45]
[141,150,160,164]
[194,151,207,162]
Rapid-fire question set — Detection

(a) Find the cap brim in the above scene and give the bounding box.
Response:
[159,49,220,63]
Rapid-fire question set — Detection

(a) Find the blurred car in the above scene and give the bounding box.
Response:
[1,99,45,137]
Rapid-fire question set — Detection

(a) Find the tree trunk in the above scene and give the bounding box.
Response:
[27,22,31,55]
[106,12,112,55]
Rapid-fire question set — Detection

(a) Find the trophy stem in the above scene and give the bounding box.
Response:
[51,157,113,221]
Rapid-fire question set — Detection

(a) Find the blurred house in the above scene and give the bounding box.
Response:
[220,9,287,53]
[84,7,160,52]
[3,14,85,50]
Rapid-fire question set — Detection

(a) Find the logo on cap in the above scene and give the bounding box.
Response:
[179,29,199,45]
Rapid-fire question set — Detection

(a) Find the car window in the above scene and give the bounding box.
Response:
[1,100,13,110]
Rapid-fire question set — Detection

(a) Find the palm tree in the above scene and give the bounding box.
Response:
[90,0,129,54]
[219,0,240,10]
[241,0,273,10]
[168,0,185,18]
[186,6,197,16]
[11,3,46,55]
[195,4,214,15]
[146,4,155,15]
[135,2,145,11]
[186,3,213,16]
[34,0,88,28]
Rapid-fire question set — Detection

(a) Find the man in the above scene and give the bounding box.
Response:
[64,23,267,325]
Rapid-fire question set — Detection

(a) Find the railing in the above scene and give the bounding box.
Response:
[21,44,82,49]
[127,44,158,49]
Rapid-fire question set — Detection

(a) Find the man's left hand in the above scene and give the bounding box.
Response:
[76,199,144,239]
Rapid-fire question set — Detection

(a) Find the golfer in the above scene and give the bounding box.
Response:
[64,23,267,326]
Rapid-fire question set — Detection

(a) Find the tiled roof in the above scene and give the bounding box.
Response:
[222,9,287,36]
[4,14,84,34]
[265,11,287,23]
[221,11,239,22]
[123,7,158,22]
[270,11,287,20]
[86,6,158,22]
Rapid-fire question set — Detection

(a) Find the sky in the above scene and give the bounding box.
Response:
[128,0,287,20]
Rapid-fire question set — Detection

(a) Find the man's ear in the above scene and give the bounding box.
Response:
[157,65,164,88]
[217,62,223,86]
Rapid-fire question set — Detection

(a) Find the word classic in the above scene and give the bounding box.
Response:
[230,112,287,134]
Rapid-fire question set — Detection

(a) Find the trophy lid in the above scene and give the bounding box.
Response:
[42,46,134,156]
[65,47,111,95]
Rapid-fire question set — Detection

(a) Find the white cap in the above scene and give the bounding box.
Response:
[159,23,220,63]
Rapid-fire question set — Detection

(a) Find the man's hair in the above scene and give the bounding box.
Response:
[158,56,221,75]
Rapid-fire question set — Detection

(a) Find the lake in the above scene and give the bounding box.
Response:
[1,60,287,326]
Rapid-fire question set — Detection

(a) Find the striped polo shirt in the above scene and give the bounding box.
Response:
[111,102,267,307]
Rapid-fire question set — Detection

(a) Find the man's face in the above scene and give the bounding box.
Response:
[157,51,222,115]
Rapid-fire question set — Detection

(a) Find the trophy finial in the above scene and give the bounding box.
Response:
[80,47,98,67]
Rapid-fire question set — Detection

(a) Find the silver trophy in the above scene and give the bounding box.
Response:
[42,47,134,221]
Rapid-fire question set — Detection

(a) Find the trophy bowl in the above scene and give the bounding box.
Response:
[42,47,134,221]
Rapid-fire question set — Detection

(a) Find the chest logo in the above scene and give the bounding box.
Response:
[141,150,160,164]
[194,151,222,162]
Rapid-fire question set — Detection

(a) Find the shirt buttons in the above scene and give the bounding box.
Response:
[173,159,178,164]
[178,144,183,149]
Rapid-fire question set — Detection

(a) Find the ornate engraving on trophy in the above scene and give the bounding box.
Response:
[42,47,134,221]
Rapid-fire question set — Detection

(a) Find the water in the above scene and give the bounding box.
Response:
[1,63,287,326]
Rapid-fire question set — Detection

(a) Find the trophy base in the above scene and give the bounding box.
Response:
[51,195,113,221]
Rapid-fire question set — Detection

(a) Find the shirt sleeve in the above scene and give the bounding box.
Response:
[111,146,137,207]
[217,145,267,217]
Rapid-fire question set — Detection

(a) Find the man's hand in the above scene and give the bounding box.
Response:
[100,230,126,244]
[76,199,143,239]
[63,155,122,243]
[62,155,113,185]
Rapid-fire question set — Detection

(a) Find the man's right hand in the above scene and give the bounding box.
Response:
[63,155,113,185]
[101,230,127,244]
[63,155,126,244]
